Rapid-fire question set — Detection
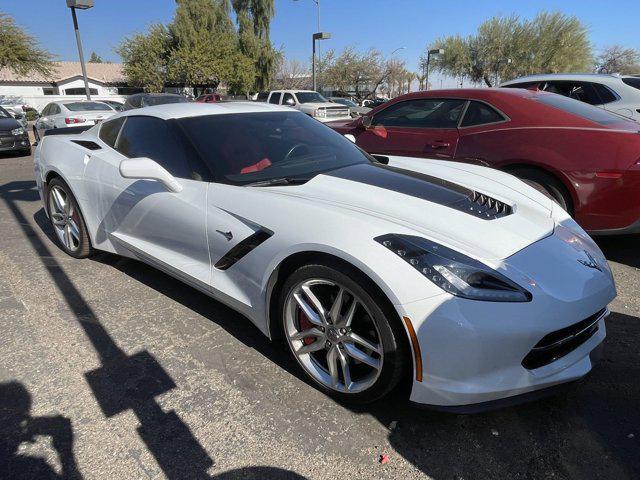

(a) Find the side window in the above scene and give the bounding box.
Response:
[372,99,467,128]
[269,92,282,104]
[98,117,125,147]
[115,116,197,179]
[460,101,506,127]
[50,104,61,115]
[502,81,540,90]
[282,92,295,105]
[41,104,51,116]
[543,81,602,105]
[592,84,618,104]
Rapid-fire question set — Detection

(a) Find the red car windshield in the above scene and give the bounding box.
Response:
[533,94,631,126]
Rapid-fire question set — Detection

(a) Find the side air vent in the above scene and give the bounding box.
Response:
[71,140,102,150]
[215,228,273,270]
[467,191,512,220]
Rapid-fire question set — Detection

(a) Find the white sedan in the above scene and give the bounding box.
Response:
[34,100,115,143]
[33,102,616,411]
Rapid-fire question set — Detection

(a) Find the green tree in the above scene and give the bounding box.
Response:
[117,24,170,92]
[88,52,103,63]
[232,0,277,91]
[0,12,53,77]
[320,46,391,100]
[424,12,592,86]
[596,45,640,74]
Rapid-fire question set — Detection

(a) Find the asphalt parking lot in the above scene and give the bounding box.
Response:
[0,151,638,480]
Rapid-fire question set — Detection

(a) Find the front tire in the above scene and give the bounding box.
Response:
[279,262,408,404]
[46,178,92,258]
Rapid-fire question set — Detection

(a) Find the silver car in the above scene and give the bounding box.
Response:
[328,97,372,117]
[502,74,640,122]
[34,100,115,143]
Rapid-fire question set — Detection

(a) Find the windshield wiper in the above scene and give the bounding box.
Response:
[246,177,309,187]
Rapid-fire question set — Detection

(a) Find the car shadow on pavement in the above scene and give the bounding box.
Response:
[595,235,640,269]
[1,181,309,480]
[0,381,82,480]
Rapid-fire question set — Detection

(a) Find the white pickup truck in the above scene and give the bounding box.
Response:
[263,90,351,122]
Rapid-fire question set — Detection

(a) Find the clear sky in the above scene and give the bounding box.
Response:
[4,0,640,87]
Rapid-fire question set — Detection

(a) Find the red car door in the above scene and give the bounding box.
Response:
[354,98,466,159]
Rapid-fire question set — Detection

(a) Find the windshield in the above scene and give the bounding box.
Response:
[534,93,631,126]
[65,102,112,111]
[0,107,11,118]
[296,92,328,104]
[177,111,370,185]
[144,95,189,106]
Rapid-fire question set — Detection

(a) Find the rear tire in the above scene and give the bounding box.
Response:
[510,168,573,214]
[46,178,92,258]
[279,261,409,404]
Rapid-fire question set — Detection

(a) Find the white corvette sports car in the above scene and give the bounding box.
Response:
[34,102,616,411]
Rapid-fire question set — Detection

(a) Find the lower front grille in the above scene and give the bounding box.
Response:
[522,308,606,370]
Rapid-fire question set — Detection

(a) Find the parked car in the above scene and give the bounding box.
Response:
[122,93,190,110]
[34,100,116,144]
[265,90,351,122]
[195,93,222,103]
[34,102,615,411]
[501,74,640,122]
[328,97,371,117]
[0,106,30,156]
[254,91,270,102]
[362,98,388,108]
[101,100,125,112]
[329,88,640,235]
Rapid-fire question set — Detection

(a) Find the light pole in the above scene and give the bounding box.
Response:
[390,46,406,56]
[312,32,331,91]
[295,0,326,91]
[424,48,444,91]
[494,58,512,87]
[66,0,94,100]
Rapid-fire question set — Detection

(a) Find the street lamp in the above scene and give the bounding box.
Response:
[294,0,327,92]
[312,32,331,91]
[66,0,93,100]
[424,48,444,91]
[390,46,406,56]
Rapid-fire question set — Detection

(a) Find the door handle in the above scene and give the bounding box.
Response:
[216,230,233,241]
[430,140,451,149]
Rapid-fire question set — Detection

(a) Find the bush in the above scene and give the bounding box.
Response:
[25,108,38,121]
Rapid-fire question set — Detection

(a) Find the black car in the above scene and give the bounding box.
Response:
[0,106,30,156]
[123,93,190,110]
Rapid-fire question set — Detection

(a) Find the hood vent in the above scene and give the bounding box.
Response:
[468,191,512,219]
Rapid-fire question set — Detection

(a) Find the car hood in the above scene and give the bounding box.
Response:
[0,117,21,130]
[267,156,556,261]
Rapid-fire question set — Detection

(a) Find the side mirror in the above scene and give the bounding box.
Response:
[285,98,296,106]
[361,115,372,128]
[344,134,356,143]
[119,157,183,193]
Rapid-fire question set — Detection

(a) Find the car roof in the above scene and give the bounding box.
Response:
[501,73,627,85]
[113,101,296,120]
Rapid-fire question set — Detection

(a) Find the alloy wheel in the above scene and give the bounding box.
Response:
[284,279,383,393]
[48,185,81,252]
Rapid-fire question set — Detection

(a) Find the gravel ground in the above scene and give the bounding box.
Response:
[0,151,638,480]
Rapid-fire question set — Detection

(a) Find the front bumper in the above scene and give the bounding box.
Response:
[0,133,30,152]
[397,227,616,409]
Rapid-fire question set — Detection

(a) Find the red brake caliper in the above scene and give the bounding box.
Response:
[298,309,315,345]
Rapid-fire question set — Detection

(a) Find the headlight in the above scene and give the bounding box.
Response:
[11,127,25,136]
[315,109,326,117]
[375,234,532,302]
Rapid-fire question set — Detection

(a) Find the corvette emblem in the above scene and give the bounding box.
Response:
[578,251,602,272]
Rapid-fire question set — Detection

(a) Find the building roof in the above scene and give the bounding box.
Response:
[0,61,125,84]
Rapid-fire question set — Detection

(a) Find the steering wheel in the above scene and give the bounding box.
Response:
[282,143,310,163]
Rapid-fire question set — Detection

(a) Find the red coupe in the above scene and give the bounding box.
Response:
[329,89,640,234]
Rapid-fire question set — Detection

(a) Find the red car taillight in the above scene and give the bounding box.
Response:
[65,117,85,124]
